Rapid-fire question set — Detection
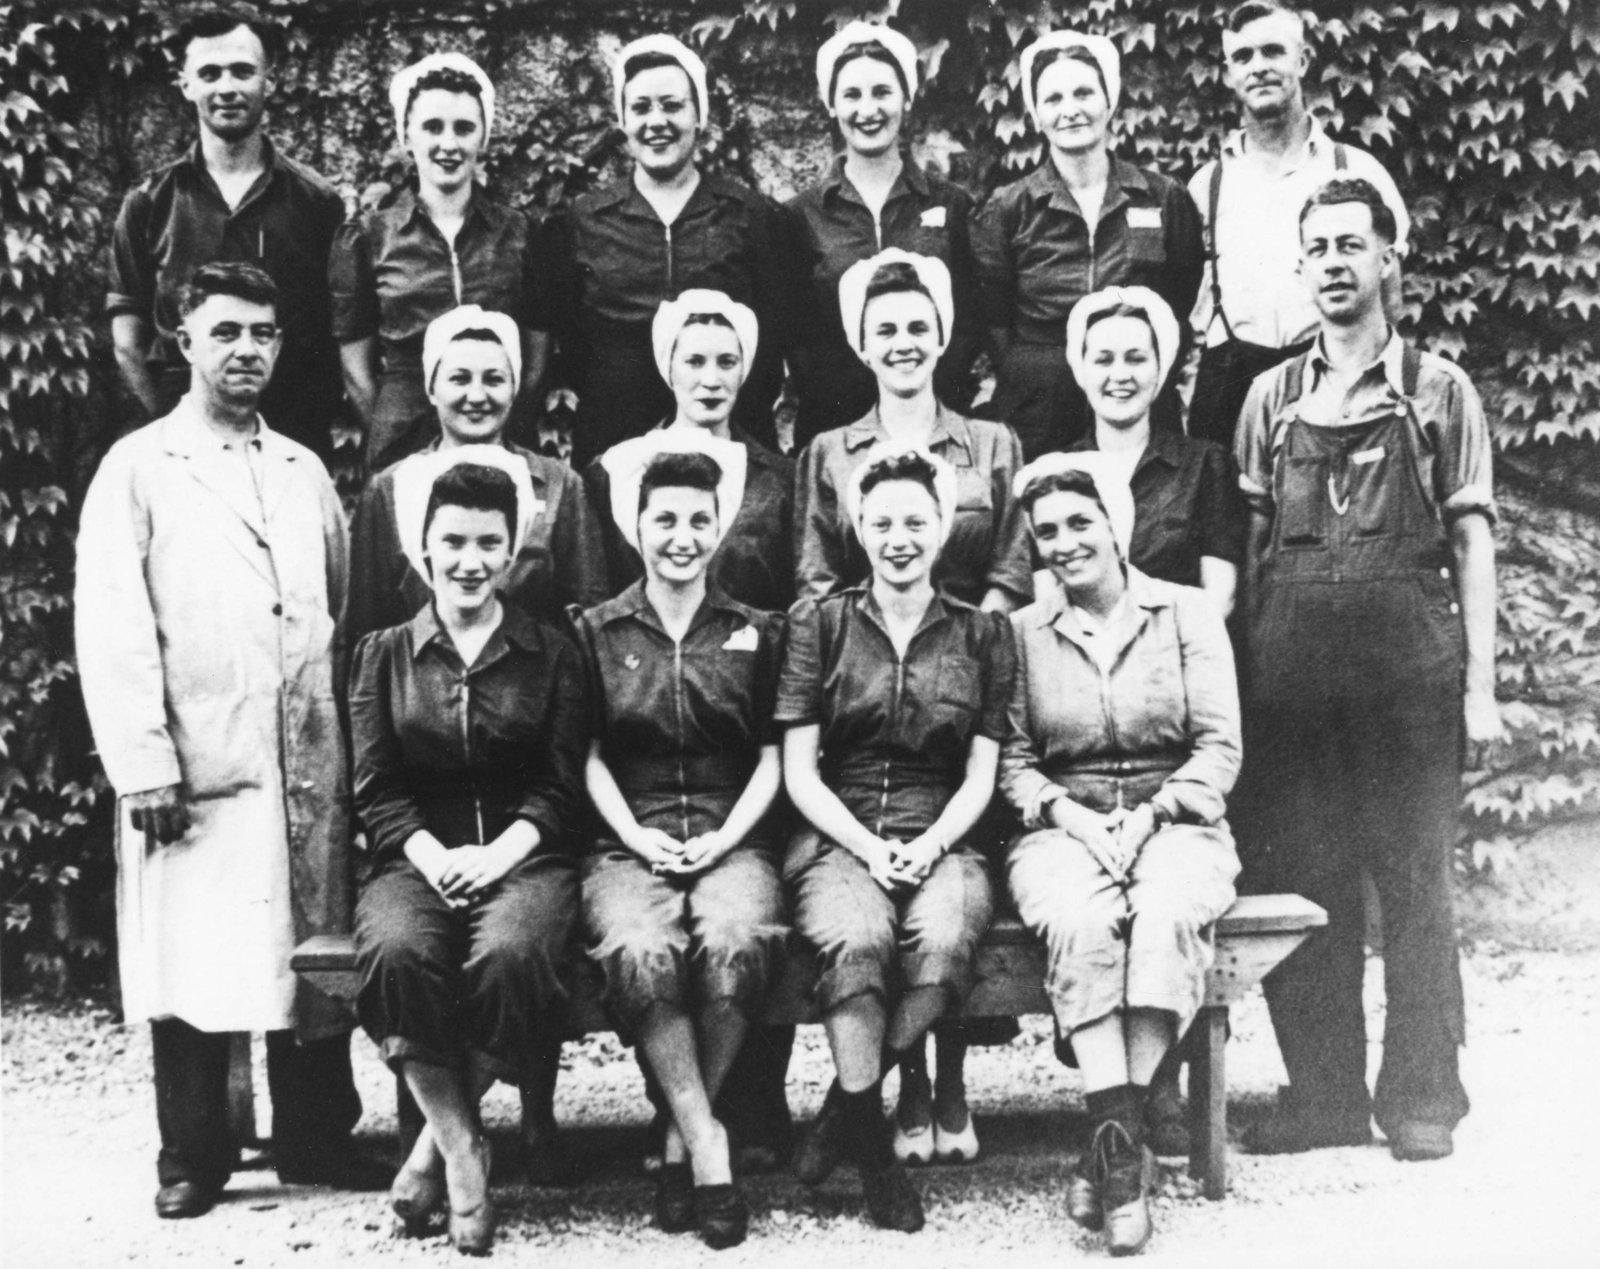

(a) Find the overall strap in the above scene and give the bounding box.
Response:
[1399,343,1422,398]
[1333,142,1348,170]
[1206,158,1242,345]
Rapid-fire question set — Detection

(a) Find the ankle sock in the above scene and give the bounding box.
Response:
[1086,1083,1144,1139]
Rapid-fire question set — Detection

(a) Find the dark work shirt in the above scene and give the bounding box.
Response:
[106,138,344,442]
[782,158,979,438]
[971,155,1204,348]
[795,405,1032,608]
[347,442,609,643]
[775,588,1016,839]
[584,425,796,614]
[576,583,784,843]
[1068,430,1247,586]
[350,601,589,861]
[544,173,789,452]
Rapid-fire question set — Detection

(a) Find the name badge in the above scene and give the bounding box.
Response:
[1126,207,1162,229]
[920,206,947,228]
[1353,447,1386,465]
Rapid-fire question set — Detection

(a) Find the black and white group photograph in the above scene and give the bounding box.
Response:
[2,0,1597,1264]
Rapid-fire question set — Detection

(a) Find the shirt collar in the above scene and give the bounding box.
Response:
[1220,117,1335,165]
[161,394,269,457]
[850,585,953,643]
[842,402,973,455]
[821,155,930,205]
[408,598,543,662]
[1039,565,1168,646]
[600,578,746,635]
[1307,326,1407,396]
[397,182,493,232]
[1033,154,1150,212]
[1070,427,1184,472]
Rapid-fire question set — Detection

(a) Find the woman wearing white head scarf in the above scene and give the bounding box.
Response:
[782,20,981,449]
[330,53,550,468]
[1062,286,1247,616]
[1000,456,1241,1256]
[546,34,788,467]
[971,30,1205,459]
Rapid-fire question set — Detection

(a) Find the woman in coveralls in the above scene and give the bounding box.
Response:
[351,458,590,1255]
[778,447,1016,1233]
[971,32,1203,459]
[576,438,786,1250]
[547,35,788,466]
[348,306,607,640]
[331,55,549,468]
[783,20,980,452]
[1000,454,1241,1257]
[586,290,794,615]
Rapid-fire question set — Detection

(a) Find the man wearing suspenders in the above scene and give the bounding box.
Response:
[1187,1,1409,449]
[1232,178,1500,1162]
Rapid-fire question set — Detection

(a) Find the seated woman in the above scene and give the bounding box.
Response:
[349,305,606,639]
[778,448,1016,1232]
[576,440,787,1250]
[1000,454,1241,1257]
[1063,286,1245,615]
[351,461,589,1255]
[586,290,794,614]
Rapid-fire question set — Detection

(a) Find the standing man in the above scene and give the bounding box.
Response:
[1233,179,1499,1162]
[107,4,345,462]
[1187,1,1409,449]
[77,264,383,1218]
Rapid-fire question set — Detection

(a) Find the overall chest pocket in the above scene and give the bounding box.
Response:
[1276,455,1329,548]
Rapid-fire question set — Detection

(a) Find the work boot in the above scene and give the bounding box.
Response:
[1242,1087,1371,1155]
[1386,1121,1453,1162]
[1094,1120,1155,1257]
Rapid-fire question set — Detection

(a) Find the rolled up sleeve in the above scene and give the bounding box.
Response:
[328,215,378,344]
[774,597,824,726]
[1429,358,1495,523]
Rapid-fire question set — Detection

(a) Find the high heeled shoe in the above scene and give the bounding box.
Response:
[893,1119,935,1165]
[447,1137,495,1257]
[693,1182,748,1250]
[933,1111,980,1164]
[655,1161,696,1233]
[389,1158,445,1237]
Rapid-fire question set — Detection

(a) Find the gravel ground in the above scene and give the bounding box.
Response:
[4,941,1598,1269]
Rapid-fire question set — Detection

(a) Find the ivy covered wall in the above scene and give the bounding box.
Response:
[5,0,1599,990]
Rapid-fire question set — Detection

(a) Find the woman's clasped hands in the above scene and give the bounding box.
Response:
[1049,796,1158,883]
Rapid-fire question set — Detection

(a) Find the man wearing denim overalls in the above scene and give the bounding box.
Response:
[1230,177,1500,1163]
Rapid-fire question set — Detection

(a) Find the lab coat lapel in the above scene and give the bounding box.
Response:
[161,409,279,587]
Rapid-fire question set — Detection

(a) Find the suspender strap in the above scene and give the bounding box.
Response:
[1279,344,1421,409]
[1400,343,1422,398]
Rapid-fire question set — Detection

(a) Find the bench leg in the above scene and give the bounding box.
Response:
[1187,1006,1228,1200]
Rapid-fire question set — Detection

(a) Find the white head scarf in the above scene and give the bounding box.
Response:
[845,441,960,547]
[651,290,759,387]
[838,248,955,354]
[1065,286,1181,392]
[816,20,919,106]
[599,427,748,555]
[390,52,496,144]
[392,445,539,583]
[1013,451,1136,560]
[1020,31,1121,125]
[613,34,709,124]
[422,305,522,396]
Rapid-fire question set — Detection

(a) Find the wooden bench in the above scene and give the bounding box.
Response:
[292,892,1324,1199]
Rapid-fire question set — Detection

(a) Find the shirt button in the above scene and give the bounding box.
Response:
[1450,602,1460,614]
[1440,567,1450,578]
[272,603,283,616]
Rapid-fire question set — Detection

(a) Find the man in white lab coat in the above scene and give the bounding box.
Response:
[77,262,383,1218]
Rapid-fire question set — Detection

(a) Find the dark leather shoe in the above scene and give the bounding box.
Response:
[1145,1078,1190,1158]
[1066,1151,1103,1231]
[1241,1107,1371,1155]
[155,1180,217,1219]
[1102,1138,1156,1257]
[793,1081,848,1186]
[861,1160,925,1232]
[1387,1122,1453,1162]
[694,1182,749,1249]
[655,1161,696,1233]
[279,1147,393,1191]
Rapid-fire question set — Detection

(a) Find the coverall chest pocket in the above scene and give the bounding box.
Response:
[1277,455,1329,548]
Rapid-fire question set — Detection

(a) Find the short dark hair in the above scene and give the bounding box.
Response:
[859,259,944,348]
[1226,1,1301,34]
[172,4,282,66]
[402,66,487,134]
[422,463,519,545]
[622,51,702,114]
[1018,466,1111,520]
[638,451,723,518]
[427,327,511,390]
[1083,300,1157,348]
[1028,45,1109,109]
[178,261,278,318]
[829,40,911,103]
[857,450,941,508]
[1299,177,1397,245]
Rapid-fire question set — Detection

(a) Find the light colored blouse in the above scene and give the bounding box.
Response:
[1000,568,1241,830]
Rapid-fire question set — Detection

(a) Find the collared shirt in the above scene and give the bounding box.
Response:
[576,582,784,842]
[349,600,589,862]
[347,440,608,642]
[106,138,345,430]
[1189,122,1411,349]
[795,405,1032,608]
[782,158,979,429]
[328,185,546,359]
[1235,330,1494,521]
[584,425,796,614]
[775,588,1016,839]
[1069,429,1247,585]
[1000,569,1240,830]
[971,155,1205,346]
[544,172,789,428]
